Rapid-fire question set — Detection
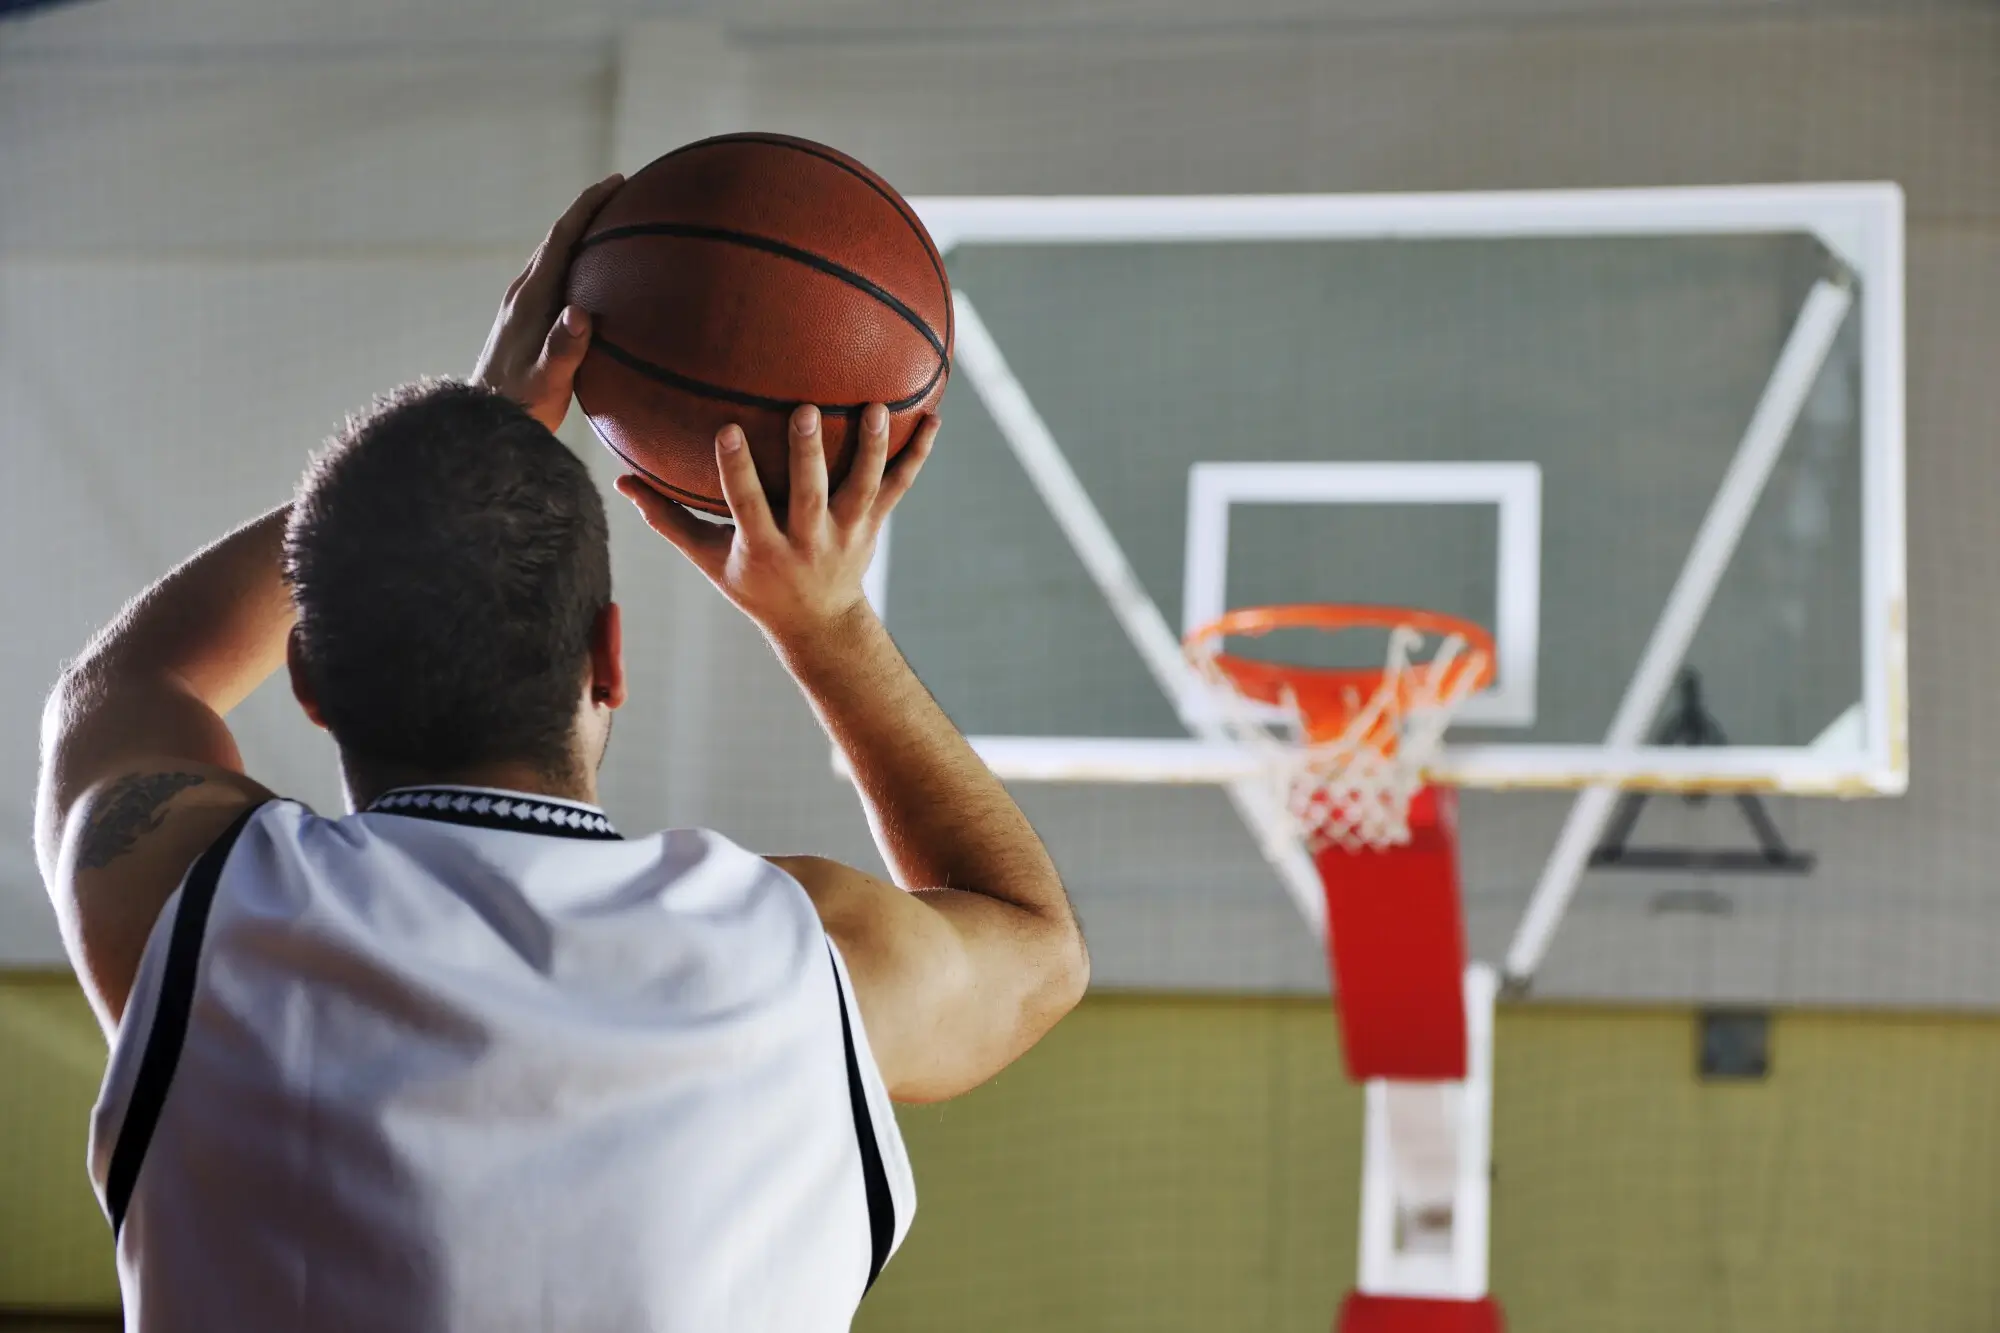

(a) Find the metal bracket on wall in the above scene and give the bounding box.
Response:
[1589,670,1817,874]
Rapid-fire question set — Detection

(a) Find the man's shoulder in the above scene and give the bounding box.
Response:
[56,762,276,1033]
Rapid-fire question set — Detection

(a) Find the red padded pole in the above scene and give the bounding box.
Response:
[1314,787,1469,1081]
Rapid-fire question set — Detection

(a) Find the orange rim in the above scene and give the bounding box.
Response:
[1184,604,1497,743]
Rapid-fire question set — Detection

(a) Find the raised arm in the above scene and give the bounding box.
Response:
[618,405,1089,1103]
[36,505,292,1033]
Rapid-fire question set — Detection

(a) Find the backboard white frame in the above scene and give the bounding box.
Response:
[866,183,1906,799]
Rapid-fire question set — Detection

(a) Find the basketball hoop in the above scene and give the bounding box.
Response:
[1184,605,1496,853]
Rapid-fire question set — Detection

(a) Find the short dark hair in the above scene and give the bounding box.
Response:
[285,380,612,781]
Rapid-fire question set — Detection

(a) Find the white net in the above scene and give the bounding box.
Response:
[1186,625,1491,854]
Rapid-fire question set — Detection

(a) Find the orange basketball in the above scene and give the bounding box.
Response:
[566,133,952,515]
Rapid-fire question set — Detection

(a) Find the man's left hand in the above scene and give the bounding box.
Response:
[472,172,624,432]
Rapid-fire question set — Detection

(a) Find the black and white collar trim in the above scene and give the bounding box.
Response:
[366,786,621,840]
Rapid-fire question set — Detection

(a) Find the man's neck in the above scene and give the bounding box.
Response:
[345,758,599,813]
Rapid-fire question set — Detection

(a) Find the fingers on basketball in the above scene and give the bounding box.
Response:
[787,406,830,534]
[713,426,781,544]
[874,413,939,518]
[832,404,890,527]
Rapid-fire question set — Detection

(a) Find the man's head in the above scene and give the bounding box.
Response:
[284,380,623,798]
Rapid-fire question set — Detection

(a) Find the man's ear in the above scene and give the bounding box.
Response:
[287,627,329,730]
[589,602,627,710]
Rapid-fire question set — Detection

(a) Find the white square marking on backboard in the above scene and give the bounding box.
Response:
[1182,461,1542,729]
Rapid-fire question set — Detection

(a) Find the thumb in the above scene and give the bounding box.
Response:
[536,305,593,395]
[616,475,733,575]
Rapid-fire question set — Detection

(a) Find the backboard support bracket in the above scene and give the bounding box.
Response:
[1589,670,1817,875]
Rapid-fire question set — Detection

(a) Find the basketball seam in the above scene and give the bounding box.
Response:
[735,135,951,328]
[655,132,950,313]
[579,222,947,361]
[592,335,947,418]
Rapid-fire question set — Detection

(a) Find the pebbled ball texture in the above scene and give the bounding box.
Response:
[567,133,952,515]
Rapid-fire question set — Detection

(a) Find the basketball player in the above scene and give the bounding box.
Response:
[35,175,1088,1331]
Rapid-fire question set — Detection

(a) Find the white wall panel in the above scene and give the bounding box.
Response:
[0,0,632,54]
[1798,15,2000,225]
[726,0,1993,35]
[7,0,1984,58]
[742,33,1314,195]
[0,55,614,254]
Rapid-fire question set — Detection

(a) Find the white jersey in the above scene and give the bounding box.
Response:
[87,785,914,1333]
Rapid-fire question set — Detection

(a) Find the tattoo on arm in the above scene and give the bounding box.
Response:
[77,772,208,870]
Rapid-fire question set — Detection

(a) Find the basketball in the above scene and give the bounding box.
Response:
[566,133,953,515]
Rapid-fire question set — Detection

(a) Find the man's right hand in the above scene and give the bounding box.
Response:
[617,398,1085,1105]
[615,404,938,646]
